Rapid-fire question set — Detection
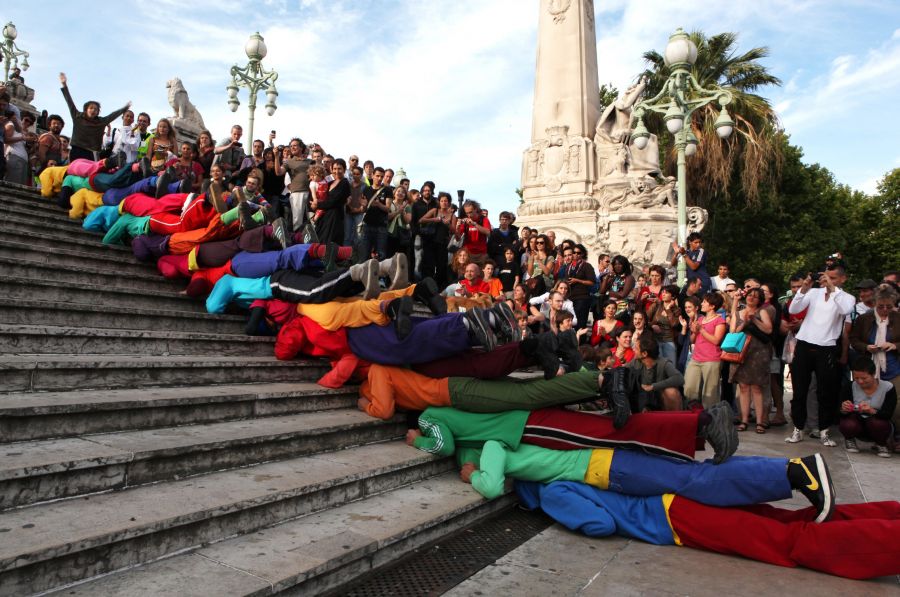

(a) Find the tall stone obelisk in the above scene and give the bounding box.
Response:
[517,0,603,246]
[518,0,704,267]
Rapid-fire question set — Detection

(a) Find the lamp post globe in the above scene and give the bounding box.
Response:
[245,32,267,61]
[3,22,17,42]
[663,28,697,69]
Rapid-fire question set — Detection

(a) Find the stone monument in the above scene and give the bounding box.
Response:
[166,77,207,143]
[517,0,706,267]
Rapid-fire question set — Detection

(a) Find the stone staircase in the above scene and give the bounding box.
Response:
[0,183,510,596]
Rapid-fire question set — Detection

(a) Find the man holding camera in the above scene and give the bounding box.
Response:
[786,266,856,446]
[213,125,246,184]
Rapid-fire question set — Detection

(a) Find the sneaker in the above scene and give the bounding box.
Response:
[705,402,739,465]
[231,186,247,204]
[386,252,409,291]
[787,454,835,523]
[412,277,447,315]
[271,217,290,251]
[463,308,497,352]
[139,157,153,179]
[489,302,519,343]
[322,242,338,273]
[844,438,859,453]
[608,367,631,430]
[785,427,803,443]
[876,445,891,458]
[820,430,837,447]
[808,429,821,439]
[386,296,414,340]
[155,167,176,198]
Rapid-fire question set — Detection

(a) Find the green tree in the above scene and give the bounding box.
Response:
[640,31,783,205]
[598,83,619,110]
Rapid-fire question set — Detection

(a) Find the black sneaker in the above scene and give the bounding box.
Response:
[245,306,266,336]
[490,302,520,342]
[608,367,631,429]
[704,402,739,464]
[386,296,414,340]
[322,242,338,273]
[271,217,290,250]
[178,173,193,194]
[788,454,835,523]
[155,168,175,198]
[412,277,447,315]
[464,308,496,352]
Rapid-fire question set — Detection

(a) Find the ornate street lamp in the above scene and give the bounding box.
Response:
[630,28,734,284]
[1,22,30,83]
[226,32,279,144]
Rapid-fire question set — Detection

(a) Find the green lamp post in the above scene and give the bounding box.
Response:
[630,28,734,285]
[1,22,30,83]
[226,32,279,145]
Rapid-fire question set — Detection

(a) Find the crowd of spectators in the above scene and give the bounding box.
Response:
[6,74,899,461]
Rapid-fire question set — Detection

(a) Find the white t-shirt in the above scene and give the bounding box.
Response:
[711,275,735,291]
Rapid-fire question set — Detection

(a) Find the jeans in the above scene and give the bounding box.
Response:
[658,341,677,363]
[344,213,364,247]
[363,225,389,260]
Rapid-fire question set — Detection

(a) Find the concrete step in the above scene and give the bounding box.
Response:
[0,238,158,277]
[55,473,512,597]
[0,442,449,596]
[0,382,357,442]
[0,212,131,251]
[0,256,186,293]
[0,354,328,392]
[0,298,246,336]
[0,324,274,357]
[0,194,85,227]
[1,409,405,509]
[0,276,208,312]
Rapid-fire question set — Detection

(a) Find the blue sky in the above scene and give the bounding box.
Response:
[5,0,899,216]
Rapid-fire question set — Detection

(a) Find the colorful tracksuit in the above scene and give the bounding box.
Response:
[515,481,900,580]
[361,367,603,420]
[413,407,700,461]
[458,441,792,505]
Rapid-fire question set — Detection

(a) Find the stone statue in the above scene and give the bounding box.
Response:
[167,78,206,140]
[595,76,647,143]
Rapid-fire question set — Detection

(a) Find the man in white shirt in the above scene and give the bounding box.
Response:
[711,263,736,292]
[785,266,856,446]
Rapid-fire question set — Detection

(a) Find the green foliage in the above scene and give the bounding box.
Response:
[705,137,897,286]
[640,30,783,204]
[599,83,619,110]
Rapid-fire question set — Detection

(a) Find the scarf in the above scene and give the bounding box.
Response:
[874,314,889,377]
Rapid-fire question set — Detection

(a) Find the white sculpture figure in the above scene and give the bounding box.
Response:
[167,78,206,132]
[594,76,661,178]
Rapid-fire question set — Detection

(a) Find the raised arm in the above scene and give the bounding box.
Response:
[59,73,79,119]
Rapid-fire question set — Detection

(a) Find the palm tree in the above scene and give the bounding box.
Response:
[640,31,784,205]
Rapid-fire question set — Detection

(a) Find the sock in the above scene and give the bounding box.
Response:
[308,243,353,260]
[696,410,712,435]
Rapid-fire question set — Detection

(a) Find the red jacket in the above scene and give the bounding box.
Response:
[274,316,369,388]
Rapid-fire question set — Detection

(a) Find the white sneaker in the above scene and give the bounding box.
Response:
[820,430,837,447]
[876,445,892,458]
[785,427,803,443]
[844,438,860,453]
[808,429,821,439]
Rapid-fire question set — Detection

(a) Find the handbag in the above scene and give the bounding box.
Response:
[782,331,797,364]
[721,335,752,364]
[721,331,747,353]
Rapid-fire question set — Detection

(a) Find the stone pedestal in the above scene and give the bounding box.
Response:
[517,0,706,268]
[4,80,38,119]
